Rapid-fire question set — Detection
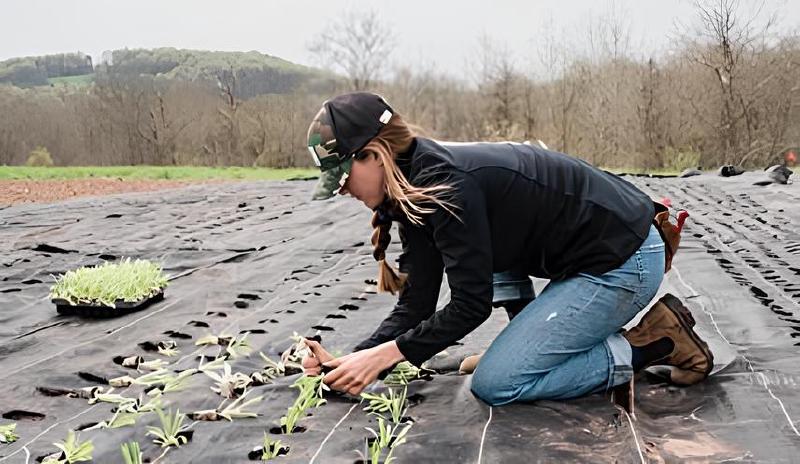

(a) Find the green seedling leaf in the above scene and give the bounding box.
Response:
[120,441,143,464]
[0,423,19,444]
[260,434,288,460]
[146,407,189,448]
[46,430,93,463]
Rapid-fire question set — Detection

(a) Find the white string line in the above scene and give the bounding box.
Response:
[617,405,646,464]
[672,265,800,437]
[309,402,360,464]
[0,404,100,462]
[476,406,493,464]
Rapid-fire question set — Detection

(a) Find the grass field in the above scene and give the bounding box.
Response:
[47,73,95,86]
[0,165,320,181]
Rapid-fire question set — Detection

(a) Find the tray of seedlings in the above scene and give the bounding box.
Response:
[49,258,168,318]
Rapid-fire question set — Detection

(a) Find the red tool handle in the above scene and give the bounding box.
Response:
[676,210,689,232]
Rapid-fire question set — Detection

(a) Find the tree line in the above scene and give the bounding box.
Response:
[0,0,797,170]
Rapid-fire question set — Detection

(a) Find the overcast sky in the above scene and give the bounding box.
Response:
[2,0,796,75]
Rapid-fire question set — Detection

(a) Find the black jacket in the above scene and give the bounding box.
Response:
[354,138,655,366]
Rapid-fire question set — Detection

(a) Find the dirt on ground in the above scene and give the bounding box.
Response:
[0,178,225,206]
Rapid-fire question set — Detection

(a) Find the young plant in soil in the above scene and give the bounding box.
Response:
[49,258,168,307]
[156,341,180,357]
[252,351,305,384]
[360,417,411,464]
[195,334,233,348]
[224,333,252,359]
[146,407,191,448]
[249,434,289,461]
[191,388,263,421]
[203,361,252,398]
[383,362,432,387]
[137,358,170,371]
[280,375,328,434]
[120,441,143,464]
[361,386,408,424]
[152,368,196,395]
[282,332,310,365]
[88,394,162,430]
[42,430,93,463]
[198,355,227,372]
[0,423,19,444]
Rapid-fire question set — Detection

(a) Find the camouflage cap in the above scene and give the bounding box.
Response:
[307,92,394,200]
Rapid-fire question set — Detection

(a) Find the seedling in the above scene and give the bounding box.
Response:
[49,258,168,308]
[43,430,93,463]
[192,388,263,421]
[156,341,180,357]
[88,394,162,430]
[88,391,138,408]
[224,333,252,359]
[0,423,19,444]
[282,332,310,365]
[361,387,408,424]
[128,368,172,386]
[203,361,252,398]
[146,407,190,448]
[195,334,233,347]
[219,389,262,421]
[138,358,170,371]
[360,417,411,464]
[254,434,289,460]
[120,441,143,464]
[198,355,227,372]
[280,375,328,433]
[383,362,432,386]
[148,369,196,396]
[256,351,301,382]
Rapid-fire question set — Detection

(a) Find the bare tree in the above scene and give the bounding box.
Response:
[308,10,395,91]
[682,0,778,163]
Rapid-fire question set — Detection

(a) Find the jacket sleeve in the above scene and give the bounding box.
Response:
[395,170,494,366]
[352,220,444,352]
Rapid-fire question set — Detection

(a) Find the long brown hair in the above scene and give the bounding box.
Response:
[361,113,458,294]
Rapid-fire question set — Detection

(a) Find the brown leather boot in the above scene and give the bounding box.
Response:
[459,353,483,374]
[624,293,714,385]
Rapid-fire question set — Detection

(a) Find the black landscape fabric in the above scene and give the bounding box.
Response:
[1,171,799,463]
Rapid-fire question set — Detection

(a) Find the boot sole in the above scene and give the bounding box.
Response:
[659,293,714,384]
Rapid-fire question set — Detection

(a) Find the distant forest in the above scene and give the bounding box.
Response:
[1,1,798,170]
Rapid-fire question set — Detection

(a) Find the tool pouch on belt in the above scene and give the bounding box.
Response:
[652,201,689,273]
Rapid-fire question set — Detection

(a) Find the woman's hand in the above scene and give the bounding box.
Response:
[322,341,405,395]
[302,339,334,376]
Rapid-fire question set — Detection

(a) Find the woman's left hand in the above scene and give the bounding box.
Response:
[322,341,405,395]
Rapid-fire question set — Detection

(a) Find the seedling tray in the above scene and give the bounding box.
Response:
[52,289,165,318]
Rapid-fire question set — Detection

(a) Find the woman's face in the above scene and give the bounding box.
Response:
[339,153,386,209]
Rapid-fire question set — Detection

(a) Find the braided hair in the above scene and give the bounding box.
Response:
[360,113,459,294]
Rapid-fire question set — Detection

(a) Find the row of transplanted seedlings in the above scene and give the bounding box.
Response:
[1,327,430,463]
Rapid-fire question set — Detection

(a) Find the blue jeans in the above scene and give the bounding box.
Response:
[471,224,665,406]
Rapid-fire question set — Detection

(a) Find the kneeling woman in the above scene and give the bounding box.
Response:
[301,92,713,406]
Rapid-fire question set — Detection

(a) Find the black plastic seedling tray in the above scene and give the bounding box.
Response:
[52,289,165,318]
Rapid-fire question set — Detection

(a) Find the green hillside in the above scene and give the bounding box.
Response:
[0,48,336,96]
